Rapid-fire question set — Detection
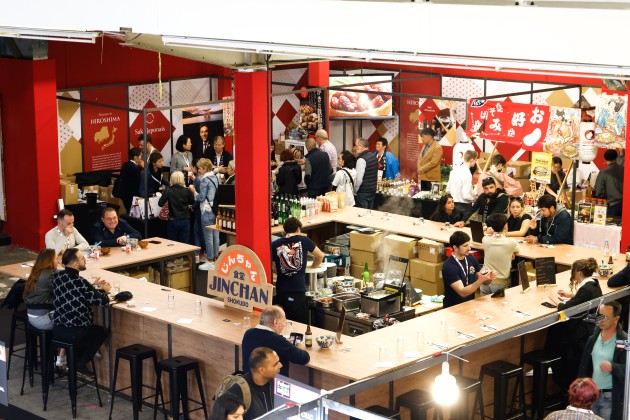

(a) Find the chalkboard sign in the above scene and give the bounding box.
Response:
[518,261,530,293]
[535,257,556,286]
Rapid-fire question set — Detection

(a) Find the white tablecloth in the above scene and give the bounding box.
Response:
[573,221,622,254]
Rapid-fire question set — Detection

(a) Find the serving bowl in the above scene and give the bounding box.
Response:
[100,247,111,255]
[316,335,334,348]
[138,240,148,249]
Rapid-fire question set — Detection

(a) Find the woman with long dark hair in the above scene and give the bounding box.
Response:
[430,194,464,227]
[211,393,245,420]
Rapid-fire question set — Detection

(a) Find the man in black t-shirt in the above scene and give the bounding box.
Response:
[469,177,509,226]
[271,217,324,323]
[442,231,495,308]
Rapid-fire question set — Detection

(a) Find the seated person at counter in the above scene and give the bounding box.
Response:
[480,213,519,295]
[92,207,142,247]
[526,194,573,245]
[475,153,523,197]
[44,209,89,254]
[52,249,111,376]
[545,257,602,392]
[227,347,280,420]
[578,301,627,420]
[430,194,464,227]
[468,177,509,226]
[271,217,324,324]
[442,231,496,308]
[506,197,533,237]
[242,305,310,377]
[544,378,603,420]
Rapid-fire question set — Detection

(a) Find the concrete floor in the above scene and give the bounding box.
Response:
[0,245,190,419]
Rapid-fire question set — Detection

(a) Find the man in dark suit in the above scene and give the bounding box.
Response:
[192,124,211,163]
[206,135,233,176]
[119,147,143,213]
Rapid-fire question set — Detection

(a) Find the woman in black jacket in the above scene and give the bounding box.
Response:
[141,152,169,196]
[275,149,302,196]
[546,257,603,392]
[158,171,194,243]
[430,194,464,227]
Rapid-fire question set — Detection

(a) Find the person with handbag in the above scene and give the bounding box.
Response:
[189,158,220,270]
[158,171,194,243]
[331,150,357,207]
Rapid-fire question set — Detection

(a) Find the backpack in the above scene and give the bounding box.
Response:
[1,279,25,310]
[214,373,251,410]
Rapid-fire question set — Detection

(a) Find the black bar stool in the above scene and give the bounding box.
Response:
[453,375,485,420]
[395,389,441,420]
[153,356,208,420]
[109,343,162,420]
[50,338,103,418]
[7,309,28,379]
[521,350,562,420]
[21,324,54,408]
[479,360,526,420]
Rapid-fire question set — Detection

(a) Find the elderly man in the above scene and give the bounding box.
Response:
[228,347,281,420]
[353,137,378,209]
[578,301,627,420]
[52,248,110,376]
[92,207,142,247]
[315,129,337,175]
[304,137,331,198]
[45,209,89,254]
[242,305,310,377]
[207,135,233,176]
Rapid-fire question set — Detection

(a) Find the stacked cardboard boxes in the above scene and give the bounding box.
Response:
[349,230,383,278]
[410,238,446,295]
[383,234,417,277]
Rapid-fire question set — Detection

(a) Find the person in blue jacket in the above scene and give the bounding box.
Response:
[526,194,573,245]
[374,137,400,181]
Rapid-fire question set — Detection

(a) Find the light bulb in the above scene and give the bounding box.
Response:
[432,361,459,406]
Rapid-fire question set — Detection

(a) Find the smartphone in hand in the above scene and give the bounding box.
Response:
[289,332,304,346]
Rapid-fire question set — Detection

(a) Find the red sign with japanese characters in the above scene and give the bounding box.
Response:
[466,100,550,151]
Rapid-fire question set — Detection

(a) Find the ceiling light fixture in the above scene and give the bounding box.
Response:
[0,26,100,44]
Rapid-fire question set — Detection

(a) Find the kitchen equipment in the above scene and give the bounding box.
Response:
[332,292,361,312]
[305,262,335,292]
[361,289,401,317]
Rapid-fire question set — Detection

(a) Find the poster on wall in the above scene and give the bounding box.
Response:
[181,103,224,162]
[328,75,393,119]
[419,98,459,146]
[399,97,421,180]
[299,89,325,134]
[594,95,627,149]
[543,107,581,158]
[81,87,129,172]
[530,152,552,184]
[223,96,234,137]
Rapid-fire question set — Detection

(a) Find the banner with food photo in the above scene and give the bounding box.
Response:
[594,95,627,149]
[530,152,553,184]
[328,75,393,119]
[543,107,581,158]
[299,90,325,134]
[419,98,459,146]
[466,99,550,152]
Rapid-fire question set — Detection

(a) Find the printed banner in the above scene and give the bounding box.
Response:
[467,100,550,151]
[543,107,581,158]
[594,95,627,149]
[530,152,553,184]
[81,86,129,172]
[299,89,325,135]
[399,97,421,180]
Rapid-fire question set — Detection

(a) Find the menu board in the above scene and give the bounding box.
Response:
[299,90,325,134]
[518,261,530,292]
[530,152,552,184]
[535,257,556,286]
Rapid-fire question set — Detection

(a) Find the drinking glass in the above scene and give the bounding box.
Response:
[416,331,425,351]
[194,299,202,315]
[112,281,120,295]
[243,316,251,329]
[167,294,175,309]
[396,336,405,357]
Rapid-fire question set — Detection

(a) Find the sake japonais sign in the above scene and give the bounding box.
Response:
[208,245,272,312]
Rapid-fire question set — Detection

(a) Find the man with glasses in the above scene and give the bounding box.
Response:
[468,177,509,226]
[92,207,142,247]
[578,301,627,420]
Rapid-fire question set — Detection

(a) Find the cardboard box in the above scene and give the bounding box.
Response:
[417,239,446,263]
[60,181,79,205]
[349,249,382,272]
[506,160,531,178]
[83,185,100,193]
[409,259,443,283]
[99,185,113,203]
[350,264,366,280]
[383,234,418,260]
[514,177,532,194]
[349,230,383,253]
[411,278,445,296]
[60,173,76,183]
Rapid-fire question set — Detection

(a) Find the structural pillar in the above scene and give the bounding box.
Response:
[0,58,59,250]
[234,71,271,279]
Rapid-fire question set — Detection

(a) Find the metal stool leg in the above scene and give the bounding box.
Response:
[108,354,121,420]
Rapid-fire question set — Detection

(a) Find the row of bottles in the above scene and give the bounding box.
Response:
[271,194,319,226]
[216,208,236,232]
[377,179,418,197]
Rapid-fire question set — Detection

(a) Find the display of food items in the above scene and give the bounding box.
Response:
[329,84,392,117]
[533,166,550,177]
[299,104,319,131]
